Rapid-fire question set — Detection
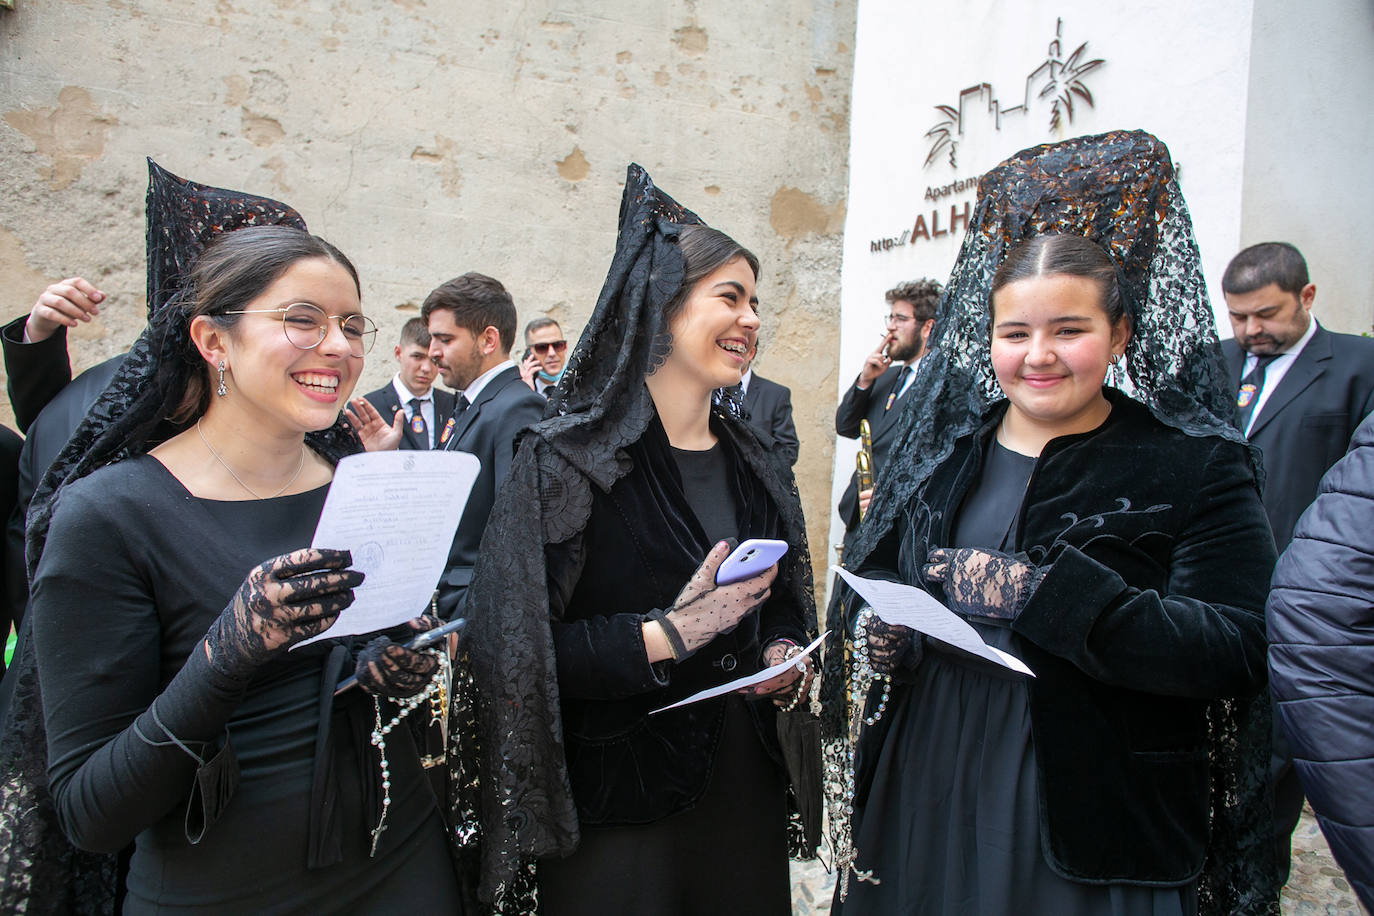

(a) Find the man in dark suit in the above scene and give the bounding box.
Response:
[1222,242,1374,552]
[360,316,456,449]
[739,347,799,465]
[1221,240,1374,886]
[3,275,106,430]
[424,273,545,617]
[2,277,123,676]
[835,278,942,546]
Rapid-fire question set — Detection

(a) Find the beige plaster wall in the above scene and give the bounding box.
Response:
[0,0,855,588]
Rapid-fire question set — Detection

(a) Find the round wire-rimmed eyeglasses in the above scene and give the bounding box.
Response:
[224,302,378,356]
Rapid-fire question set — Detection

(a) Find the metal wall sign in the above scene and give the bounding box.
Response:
[925,18,1104,169]
[869,18,1105,255]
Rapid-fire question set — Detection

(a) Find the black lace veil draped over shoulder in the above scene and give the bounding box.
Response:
[0,160,356,914]
[456,165,817,907]
[821,130,1277,915]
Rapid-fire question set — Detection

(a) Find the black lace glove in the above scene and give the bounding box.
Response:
[203,547,363,682]
[354,616,442,699]
[652,540,777,661]
[922,547,1044,621]
[746,639,815,708]
[855,609,915,674]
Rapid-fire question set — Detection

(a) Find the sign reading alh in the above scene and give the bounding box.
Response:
[870,19,1105,254]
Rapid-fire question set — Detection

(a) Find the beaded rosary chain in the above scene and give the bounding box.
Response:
[834,606,890,899]
[777,643,810,713]
[368,646,451,856]
[851,608,891,725]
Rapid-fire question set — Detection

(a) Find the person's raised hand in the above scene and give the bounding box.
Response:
[519,350,540,390]
[856,331,895,389]
[26,277,104,342]
[203,547,363,680]
[344,397,404,452]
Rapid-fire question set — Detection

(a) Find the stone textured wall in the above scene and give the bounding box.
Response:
[0,0,855,587]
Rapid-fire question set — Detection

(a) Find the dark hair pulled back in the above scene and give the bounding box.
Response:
[174,225,359,422]
[991,233,1126,326]
[661,224,760,328]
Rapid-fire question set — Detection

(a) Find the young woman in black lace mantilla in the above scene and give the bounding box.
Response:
[824,133,1281,916]
[0,164,463,914]
[458,167,820,914]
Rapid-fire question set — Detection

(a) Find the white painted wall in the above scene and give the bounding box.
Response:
[832,0,1284,565]
[1240,0,1374,336]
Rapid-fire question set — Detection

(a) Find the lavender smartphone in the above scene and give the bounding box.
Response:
[715,538,789,585]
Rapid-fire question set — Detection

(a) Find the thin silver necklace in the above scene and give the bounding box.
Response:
[196,419,307,500]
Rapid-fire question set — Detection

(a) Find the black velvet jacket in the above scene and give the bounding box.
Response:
[857,390,1274,884]
[546,414,808,826]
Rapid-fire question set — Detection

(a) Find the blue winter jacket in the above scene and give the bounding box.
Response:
[1267,412,1374,909]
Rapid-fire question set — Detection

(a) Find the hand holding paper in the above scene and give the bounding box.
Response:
[832,567,1033,676]
[295,450,480,647]
[651,631,828,714]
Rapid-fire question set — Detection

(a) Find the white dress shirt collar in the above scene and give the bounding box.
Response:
[460,359,515,406]
[1241,319,1318,436]
[391,374,432,405]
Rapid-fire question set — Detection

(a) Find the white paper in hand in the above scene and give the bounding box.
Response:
[650,631,829,714]
[294,450,480,647]
[832,566,1033,676]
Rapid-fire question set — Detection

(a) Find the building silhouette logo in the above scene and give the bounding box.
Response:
[924,19,1105,169]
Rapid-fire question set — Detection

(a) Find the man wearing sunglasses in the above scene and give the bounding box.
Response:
[519,317,568,399]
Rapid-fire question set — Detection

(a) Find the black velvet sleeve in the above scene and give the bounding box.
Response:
[1012,439,1272,699]
[491,389,546,499]
[755,541,808,650]
[32,487,248,853]
[835,382,873,439]
[2,316,72,434]
[545,532,671,701]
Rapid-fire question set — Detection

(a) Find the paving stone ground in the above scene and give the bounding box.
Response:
[789,804,1366,915]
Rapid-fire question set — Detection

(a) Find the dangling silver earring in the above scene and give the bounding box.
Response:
[1110,353,1121,366]
[216,361,228,397]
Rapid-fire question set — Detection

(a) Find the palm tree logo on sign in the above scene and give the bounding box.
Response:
[924,19,1105,169]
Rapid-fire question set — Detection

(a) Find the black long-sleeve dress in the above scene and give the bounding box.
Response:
[32,456,460,914]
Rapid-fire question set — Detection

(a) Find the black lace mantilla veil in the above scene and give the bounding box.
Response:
[0,160,357,914]
[453,164,818,909]
[820,131,1278,914]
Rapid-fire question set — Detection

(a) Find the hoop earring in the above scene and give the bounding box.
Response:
[217,361,228,397]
